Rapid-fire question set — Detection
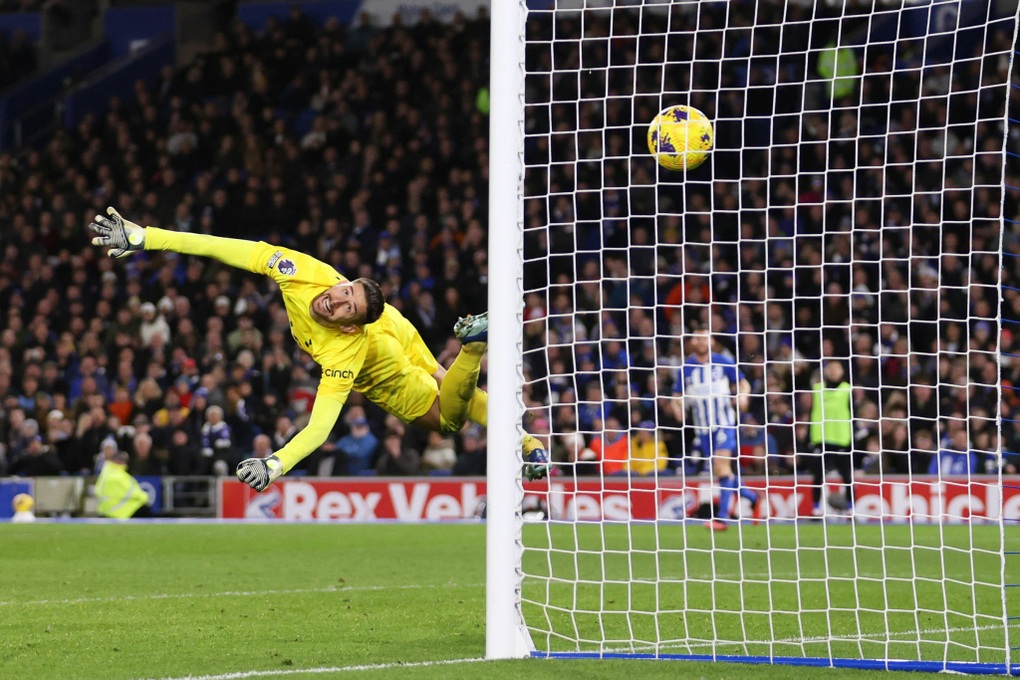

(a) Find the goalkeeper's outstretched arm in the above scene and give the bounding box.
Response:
[236,392,345,491]
[89,206,271,274]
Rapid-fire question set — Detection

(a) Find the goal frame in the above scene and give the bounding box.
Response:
[485,0,1018,672]
[486,0,532,660]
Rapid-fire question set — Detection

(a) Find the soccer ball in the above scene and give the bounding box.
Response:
[13,493,33,513]
[647,105,713,171]
[12,493,35,523]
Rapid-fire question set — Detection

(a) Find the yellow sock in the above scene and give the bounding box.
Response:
[439,345,484,432]
[468,389,487,426]
[464,382,544,454]
[522,434,544,454]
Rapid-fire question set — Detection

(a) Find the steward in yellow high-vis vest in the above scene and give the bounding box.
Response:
[95,452,151,519]
[806,361,855,515]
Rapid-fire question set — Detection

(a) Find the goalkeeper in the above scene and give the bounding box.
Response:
[89,207,550,491]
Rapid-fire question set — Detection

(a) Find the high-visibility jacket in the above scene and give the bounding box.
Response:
[95,462,149,519]
[817,43,859,100]
[809,380,853,448]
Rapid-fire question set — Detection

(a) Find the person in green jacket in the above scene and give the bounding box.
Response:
[95,451,153,519]
[817,42,859,100]
[806,360,854,516]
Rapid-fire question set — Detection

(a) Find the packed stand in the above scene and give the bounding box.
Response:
[0,6,493,478]
[521,4,1011,479]
[0,3,1013,484]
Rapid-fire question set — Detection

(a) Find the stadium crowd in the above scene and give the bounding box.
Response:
[519,4,1012,480]
[0,4,1013,486]
[0,6,494,479]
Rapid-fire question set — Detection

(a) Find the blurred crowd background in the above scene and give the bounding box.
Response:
[0,5,493,479]
[0,3,1014,482]
[520,3,1012,479]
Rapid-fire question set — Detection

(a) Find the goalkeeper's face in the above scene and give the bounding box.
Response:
[310,282,368,331]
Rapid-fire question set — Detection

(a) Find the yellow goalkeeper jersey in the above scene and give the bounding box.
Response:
[145,229,439,421]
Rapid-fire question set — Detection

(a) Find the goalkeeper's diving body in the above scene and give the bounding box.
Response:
[89,207,550,491]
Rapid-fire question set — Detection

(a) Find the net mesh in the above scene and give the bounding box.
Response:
[516,0,1019,668]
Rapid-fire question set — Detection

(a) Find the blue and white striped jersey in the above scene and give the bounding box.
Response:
[673,352,744,432]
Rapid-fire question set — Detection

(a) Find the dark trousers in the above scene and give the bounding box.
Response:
[805,444,853,506]
[131,504,155,519]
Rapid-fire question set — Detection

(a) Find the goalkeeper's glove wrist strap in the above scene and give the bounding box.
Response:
[266,455,284,480]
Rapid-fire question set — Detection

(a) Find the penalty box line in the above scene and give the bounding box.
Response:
[144,657,488,680]
[0,582,485,608]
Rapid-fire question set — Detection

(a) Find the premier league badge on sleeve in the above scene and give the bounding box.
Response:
[278,258,297,276]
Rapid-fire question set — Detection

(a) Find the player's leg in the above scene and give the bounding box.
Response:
[713,453,736,523]
[807,445,825,515]
[430,312,549,479]
[734,470,760,518]
[715,426,748,529]
[830,447,854,511]
[437,340,485,432]
[464,387,549,480]
[436,311,490,432]
[705,428,736,530]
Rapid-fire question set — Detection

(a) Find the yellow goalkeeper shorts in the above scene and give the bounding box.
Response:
[365,365,439,423]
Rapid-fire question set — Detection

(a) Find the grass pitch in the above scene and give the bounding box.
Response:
[0,522,1010,679]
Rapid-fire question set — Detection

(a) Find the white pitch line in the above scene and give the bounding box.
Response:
[144,657,488,680]
[0,582,483,608]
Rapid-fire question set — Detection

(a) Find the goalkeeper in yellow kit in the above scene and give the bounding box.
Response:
[89,207,549,491]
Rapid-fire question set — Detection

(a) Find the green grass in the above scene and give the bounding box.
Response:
[0,522,1013,679]
[523,522,1017,664]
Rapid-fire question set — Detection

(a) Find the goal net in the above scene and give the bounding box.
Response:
[488,0,1020,672]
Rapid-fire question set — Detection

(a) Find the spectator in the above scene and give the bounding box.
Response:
[128,431,165,477]
[376,429,423,476]
[928,429,979,476]
[271,415,296,451]
[10,433,61,476]
[911,428,938,475]
[335,411,379,475]
[45,408,76,471]
[451,427,486,476]
[108,384,134,425]
[421,431,456,473]
[9,416,40,466]
[246,434,274,460]
[556,431,598,477]
[166,428,200,475]
[139,302,171,348]
[94,436,119,474]
[133,378,164,419]
[627,422,668,476]
[200,405,233,476]
[590,416,629,476]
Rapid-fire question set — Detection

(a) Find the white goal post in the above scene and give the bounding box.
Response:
[486,0,532,660]
[488,0,1019,673]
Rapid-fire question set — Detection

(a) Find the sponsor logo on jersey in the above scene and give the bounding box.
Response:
[278,258,297,276]
[267,250,283,270]
[323,368,355,379]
